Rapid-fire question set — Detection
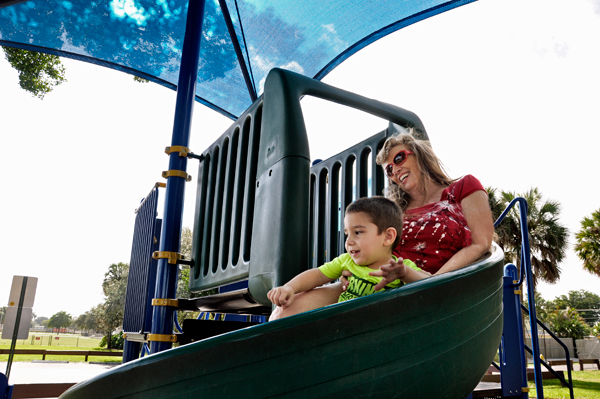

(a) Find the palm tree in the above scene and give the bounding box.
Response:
[574,208,600,277]
[487,187,520,262]
[488,187,569,287]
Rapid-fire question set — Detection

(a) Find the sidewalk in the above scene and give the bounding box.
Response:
[0,361,119,385]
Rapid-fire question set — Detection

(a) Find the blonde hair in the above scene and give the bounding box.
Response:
[375,128,455,210]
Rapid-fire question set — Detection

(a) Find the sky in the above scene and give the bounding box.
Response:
[1,0,599,319]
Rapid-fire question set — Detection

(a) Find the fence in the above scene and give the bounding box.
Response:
[0,348,122,361]
[524,337,575,359]
[0,334,101,348]
[575,337,600,359]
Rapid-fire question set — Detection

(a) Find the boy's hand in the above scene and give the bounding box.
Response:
[267,285,295,308]
[369,258,408,291]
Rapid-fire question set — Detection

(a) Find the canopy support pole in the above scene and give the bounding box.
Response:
[150,0,206,354]
[218,0,257,101]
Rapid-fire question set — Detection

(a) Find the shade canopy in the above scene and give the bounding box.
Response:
[0,0,476,119]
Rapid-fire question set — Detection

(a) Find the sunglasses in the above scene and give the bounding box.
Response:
[384,150,414,178]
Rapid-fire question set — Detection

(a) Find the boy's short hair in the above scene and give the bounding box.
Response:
[346,196,403,248]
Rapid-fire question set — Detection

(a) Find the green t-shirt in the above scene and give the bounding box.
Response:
[318,253,420,302]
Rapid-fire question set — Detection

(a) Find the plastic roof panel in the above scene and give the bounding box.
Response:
[0,0,477,119]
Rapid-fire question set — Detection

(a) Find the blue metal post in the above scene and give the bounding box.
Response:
[150,0,206,354]
[500,264,528,398]
[517,199,544,398]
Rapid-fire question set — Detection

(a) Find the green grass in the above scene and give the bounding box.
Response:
[0,344,122,363]
[529,370,600,399]
[0,333,101,347]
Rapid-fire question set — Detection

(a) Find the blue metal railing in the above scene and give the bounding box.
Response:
[122,186,161,363]
[494,197,574,399]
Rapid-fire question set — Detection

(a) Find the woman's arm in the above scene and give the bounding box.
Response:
[433,190,494,275]
[370,258,430,291]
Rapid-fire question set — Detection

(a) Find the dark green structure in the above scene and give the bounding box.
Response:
[61,246,503,398]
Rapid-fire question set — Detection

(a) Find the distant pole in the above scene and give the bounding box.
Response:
[150,0,207,354]
[5,276,28,381]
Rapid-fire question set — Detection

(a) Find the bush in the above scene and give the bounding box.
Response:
[592,322,600,338]
[546,307,591,340]
[99,331,124,349]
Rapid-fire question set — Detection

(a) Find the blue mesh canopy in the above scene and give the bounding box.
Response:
[0,0,476,119]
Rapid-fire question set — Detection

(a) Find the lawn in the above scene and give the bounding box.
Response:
[529,370,600,399]
[1,335,122,363]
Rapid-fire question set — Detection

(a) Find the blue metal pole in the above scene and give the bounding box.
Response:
[501,264,529,398]
[517,199,544,398]
[150,0,206,354]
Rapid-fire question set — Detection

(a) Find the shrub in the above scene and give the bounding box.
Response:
[99,331,124,350]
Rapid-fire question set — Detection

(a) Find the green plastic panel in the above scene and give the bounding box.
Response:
[190,68,429,307]
[60,244,504,399]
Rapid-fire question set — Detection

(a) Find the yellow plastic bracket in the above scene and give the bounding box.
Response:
[165,145,190,157]
[522,387,530,393]
[514,289,522,295]
[162,170,192,182]
[513,280,518,285]
[153,251,182,264]
[155,182,166,188]
[152,298,179,307]
[147,334,177,343]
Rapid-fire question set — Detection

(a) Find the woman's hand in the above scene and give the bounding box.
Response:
[369,258,409,291]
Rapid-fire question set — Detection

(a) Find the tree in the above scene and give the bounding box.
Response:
[176,227,216,324]
[488,187,568,287]
[592,322,600,338]
[2,47,66,99]
[34,316,49,326]
[524,292,551,324]
[550,290,600,327]
[545,307,591,340]
[71,311,98,333]
[47,311,72,333]
[487,187,520,256]
[574,208,600,277]
[96,262,129,349]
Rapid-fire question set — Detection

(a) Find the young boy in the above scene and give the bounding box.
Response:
[267,196,428,309]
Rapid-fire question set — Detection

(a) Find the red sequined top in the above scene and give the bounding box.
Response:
[393,175,485,274]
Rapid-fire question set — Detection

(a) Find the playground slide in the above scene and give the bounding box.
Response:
[60,244,504,399]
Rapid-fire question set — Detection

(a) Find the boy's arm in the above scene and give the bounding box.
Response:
[267,269,335,308]
[369,258,430,292]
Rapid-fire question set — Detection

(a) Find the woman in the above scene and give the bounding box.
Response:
[368,131,494,287]
[269,130,494,320]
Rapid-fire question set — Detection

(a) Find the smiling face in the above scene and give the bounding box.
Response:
[384,144,420,193]
[344,211,395,269]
